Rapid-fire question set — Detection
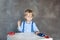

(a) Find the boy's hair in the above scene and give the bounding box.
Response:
[25,9,33,13]
[24,9,34,17]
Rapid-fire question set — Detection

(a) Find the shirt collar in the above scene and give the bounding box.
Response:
[25,21,32,24]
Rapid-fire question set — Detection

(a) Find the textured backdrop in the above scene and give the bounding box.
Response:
[0,0,60,40]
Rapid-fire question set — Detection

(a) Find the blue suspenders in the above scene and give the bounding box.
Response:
[22,21,25,32]
[31,21,34,32]
[22,21,34,32]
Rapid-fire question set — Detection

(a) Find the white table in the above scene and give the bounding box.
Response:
[7,33,53,40]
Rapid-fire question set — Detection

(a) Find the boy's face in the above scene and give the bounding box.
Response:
[24,12,33,21]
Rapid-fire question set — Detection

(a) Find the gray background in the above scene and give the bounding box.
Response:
[0,0,60,40]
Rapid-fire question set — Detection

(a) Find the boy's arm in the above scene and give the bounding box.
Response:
[33,22,40,34]
[17,20,23,32]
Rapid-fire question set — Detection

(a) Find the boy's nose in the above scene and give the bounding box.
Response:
[27,16,30,17]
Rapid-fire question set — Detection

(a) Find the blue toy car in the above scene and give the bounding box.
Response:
[37,33,45,37]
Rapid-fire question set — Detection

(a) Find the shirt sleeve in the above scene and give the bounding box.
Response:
[33,22,39,32]
[17,22,23,32]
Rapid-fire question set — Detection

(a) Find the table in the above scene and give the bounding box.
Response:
[7,33,53,40]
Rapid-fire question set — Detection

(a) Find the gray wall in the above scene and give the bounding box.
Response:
[0,0,60,40]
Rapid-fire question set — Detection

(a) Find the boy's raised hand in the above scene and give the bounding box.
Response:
[17,20,21,27]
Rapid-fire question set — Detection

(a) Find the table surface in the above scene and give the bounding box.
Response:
[7,33,53,40]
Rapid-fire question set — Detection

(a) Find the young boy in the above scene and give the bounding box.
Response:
[17,9,40,34]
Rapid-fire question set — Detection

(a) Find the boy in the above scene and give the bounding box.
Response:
[17,9,40,34]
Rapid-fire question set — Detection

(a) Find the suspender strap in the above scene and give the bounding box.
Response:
[31,21,34,32]
[22,21,25,32]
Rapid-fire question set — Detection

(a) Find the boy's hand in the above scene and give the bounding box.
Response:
[35,31,40,35]
[17,20,21,27]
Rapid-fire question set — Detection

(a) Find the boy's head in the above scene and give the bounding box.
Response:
[24,9,34,21]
